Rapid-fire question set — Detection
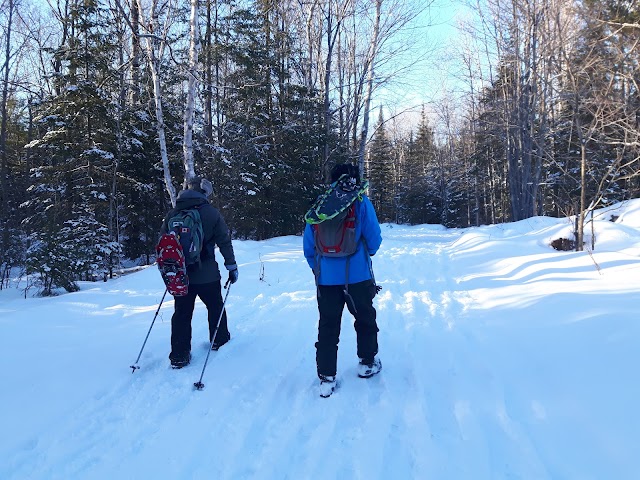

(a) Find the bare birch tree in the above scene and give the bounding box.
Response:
[135,0,177,206]
[182,0,199,184]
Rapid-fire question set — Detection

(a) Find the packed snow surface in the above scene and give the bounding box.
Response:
[2,201,640,479]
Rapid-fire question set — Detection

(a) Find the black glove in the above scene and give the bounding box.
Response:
[227,264,239,284]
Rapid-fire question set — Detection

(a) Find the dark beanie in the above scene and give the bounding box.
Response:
[330,163,360,182]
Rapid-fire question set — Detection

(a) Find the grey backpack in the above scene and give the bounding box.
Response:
[313,202,358,257]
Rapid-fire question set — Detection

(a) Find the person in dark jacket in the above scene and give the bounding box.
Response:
[303,164,383,396]
[161,177,238,368]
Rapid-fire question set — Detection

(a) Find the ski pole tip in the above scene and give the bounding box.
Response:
[130,365,140,374]
[194,382,205,390]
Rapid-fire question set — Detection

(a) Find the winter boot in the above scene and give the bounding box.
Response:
[170,352,191,369]
[319,374,337,398]
[357,357,382,378]
[211,334,231,351]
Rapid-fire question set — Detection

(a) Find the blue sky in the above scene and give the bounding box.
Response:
[376,0,476,134]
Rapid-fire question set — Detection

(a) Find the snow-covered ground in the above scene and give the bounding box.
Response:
[2,201,640,479]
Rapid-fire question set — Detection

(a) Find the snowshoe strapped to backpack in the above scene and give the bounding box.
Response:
[305,174,369,258]
[156,232,189,296]
[156,206,205,296]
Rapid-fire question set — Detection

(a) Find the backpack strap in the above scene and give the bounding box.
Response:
[343,255,357,313]
[193,205,206,267]
[342,201,361,312]
[192,204,211,260]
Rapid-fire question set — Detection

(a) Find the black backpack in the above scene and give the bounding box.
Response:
[166,207,204,266]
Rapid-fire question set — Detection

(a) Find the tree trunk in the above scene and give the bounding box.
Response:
[150,57,176,206]
[322,5,335,176]
[183,0,200,184]
[577,142,586,251]
[136,0,177,206]
[0,0,14,262]
[111,4,127,268]
[203,0,213,146]
[357,0,381,175]
[130,0,141,105]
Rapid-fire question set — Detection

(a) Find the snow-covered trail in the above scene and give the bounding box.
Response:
[2,221,640,479]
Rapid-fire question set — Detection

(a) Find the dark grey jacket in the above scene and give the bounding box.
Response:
[161,189,236,284]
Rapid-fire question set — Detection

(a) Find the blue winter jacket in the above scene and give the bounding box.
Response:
[303,195,382,286]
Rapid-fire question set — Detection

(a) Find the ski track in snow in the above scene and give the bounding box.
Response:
[2,221,640,479]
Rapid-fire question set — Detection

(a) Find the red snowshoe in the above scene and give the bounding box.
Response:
[156,232,189,296]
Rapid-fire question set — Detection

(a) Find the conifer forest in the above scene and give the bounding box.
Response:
[0,0,638,294]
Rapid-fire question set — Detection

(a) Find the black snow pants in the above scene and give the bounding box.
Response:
[315,280,379,378]
[170,281,229,357]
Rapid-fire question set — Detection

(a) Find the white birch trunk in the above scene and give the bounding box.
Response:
[136,0,177,207]
[150,53,176,206]
[183,0,200,184]
[305,1,319,92]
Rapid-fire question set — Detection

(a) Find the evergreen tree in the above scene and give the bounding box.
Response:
[366,109,395,223]
[0,95,29,288]
[212,4,324,239]
[23,0,122,293]
[397,109,441,224]
[213,7,276,239]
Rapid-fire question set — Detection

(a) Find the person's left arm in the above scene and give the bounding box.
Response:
[210,207,238,282]
[358,197,382,255]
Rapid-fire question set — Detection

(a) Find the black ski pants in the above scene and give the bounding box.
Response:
[315,280,379,378]
[170,281,229,357]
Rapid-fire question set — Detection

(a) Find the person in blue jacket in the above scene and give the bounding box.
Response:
[303,164,383,396]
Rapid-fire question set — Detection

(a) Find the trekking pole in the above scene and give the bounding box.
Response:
[194,280,231,390]
[130,288,169,373]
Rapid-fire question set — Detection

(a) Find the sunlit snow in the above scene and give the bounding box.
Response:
[2,201,640,479]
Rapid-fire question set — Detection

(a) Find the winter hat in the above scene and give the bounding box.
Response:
[187,176,214,198]
[330,163,360,183]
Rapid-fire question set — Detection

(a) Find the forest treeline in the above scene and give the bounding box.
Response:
[0,0,638,294]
